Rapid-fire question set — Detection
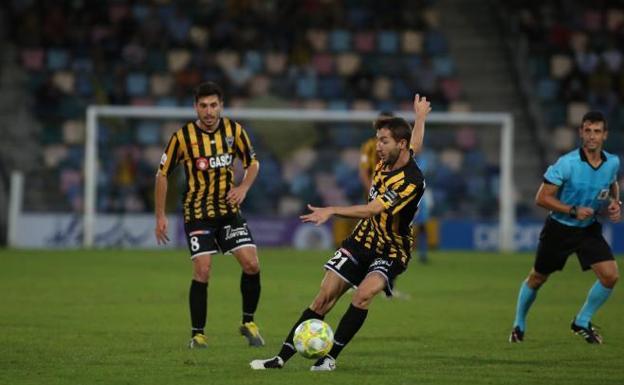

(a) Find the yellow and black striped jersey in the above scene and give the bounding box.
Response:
[158,118,258,222]
[359,137,378,180]
[349,156,425,265]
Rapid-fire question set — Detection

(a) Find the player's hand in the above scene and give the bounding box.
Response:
[155,215,170,245]
[300,204,333,225]
[576,207,594,220]
[227,186,248,206]
[607,200,621,222]
[413,94,431,119]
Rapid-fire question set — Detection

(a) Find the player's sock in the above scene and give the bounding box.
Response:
[241,272,261,323]
[575,280,612,328]
[189,280,208,337]
[277,308,324,362]
[327,304,368,359]
[512,280,537,332]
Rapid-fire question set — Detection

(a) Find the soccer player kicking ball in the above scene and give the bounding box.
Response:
[509,111,621,344]
[250,94,431,371]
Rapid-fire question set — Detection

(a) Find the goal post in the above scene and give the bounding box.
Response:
[84,106,515,251]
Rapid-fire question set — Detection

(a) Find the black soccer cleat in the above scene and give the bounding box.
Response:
[571,321,602,344]
[508,326,524,343]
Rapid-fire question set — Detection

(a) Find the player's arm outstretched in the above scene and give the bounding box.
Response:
[535,183,594,220]
[301,200,385,225]
[410,94,432,154]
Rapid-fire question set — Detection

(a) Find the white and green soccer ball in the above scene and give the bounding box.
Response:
[293,319,334,359]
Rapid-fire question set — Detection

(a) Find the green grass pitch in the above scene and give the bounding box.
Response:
[1,248,622,385]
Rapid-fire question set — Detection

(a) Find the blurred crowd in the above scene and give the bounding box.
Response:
[510,0,624,156]
[5,0,511,218]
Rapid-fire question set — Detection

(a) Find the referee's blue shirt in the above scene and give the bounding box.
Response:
[544,148,620,227]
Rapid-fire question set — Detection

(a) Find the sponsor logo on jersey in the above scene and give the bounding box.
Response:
[209,154,233,168]
[195,157,209,170]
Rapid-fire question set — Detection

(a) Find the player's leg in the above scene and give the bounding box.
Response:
[510,268,548,342]
[572,229,618,343]
[312,257,405,371]
[510,217,571,342]
[250,270,351,369]
[231,245,264,346]
[314,272,385,370]
[189,253,213,348]
[576,261,619,326]
[186,222,219,348]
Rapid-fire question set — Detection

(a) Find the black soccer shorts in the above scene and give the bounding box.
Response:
[534,217,614,275]
[184,214,255,258]
[323,241,406,297]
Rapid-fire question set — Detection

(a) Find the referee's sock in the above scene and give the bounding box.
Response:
[512,280,537,332]
[277,308,324,362]
[327,304,368,360]
[575,280,612,328]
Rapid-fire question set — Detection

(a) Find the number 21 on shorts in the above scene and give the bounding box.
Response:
[328,250,348,269]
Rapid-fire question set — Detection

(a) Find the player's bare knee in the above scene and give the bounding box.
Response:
[600,272,619,288]
[193,266,211,282]
[527,271,547,289]
[310,293,335,315]
[241,260,260,275]
[351,290,374,309]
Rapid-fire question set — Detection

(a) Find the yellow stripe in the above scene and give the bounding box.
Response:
[189,125,206,219]
[224,121,238,213]
[161,135,178,175]
[177,128,194,221]
[212,128,228,215]
[391,184,418,214]
[385,172,405,187]
[188,124,200,158]
[200,133,215,217]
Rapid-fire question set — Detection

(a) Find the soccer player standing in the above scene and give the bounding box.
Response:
[154,82,265,348]
[251,94,431,371]
[509,111,621,344]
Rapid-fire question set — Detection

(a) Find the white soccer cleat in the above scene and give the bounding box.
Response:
[310,356,336,371]
[249,356,284,370]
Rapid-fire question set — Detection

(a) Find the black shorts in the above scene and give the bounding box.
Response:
[534,217,614,275]
[324,240,406,297]
[184,214,255,259]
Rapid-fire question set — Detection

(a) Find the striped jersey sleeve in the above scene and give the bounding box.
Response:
[158,133,181,176]
[234,123,258,168]
[375,180,421,214]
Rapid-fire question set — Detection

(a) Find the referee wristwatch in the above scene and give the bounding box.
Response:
[569,205,577,219]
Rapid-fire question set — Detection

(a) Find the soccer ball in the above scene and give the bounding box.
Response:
[293,319,334,359]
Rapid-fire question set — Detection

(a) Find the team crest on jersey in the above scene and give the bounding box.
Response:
[225,136,235,148]
[195,157,209,170]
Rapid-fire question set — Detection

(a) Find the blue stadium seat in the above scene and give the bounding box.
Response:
[330,29,351,52]
[378,31,399,54]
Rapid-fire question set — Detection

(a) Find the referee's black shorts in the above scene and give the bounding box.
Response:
[534,217,614,275]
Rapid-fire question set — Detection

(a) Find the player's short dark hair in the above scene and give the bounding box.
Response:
[194,81,224,103]
[372,111,395,130]
[581,111,608,131]
[374,116,411,144]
